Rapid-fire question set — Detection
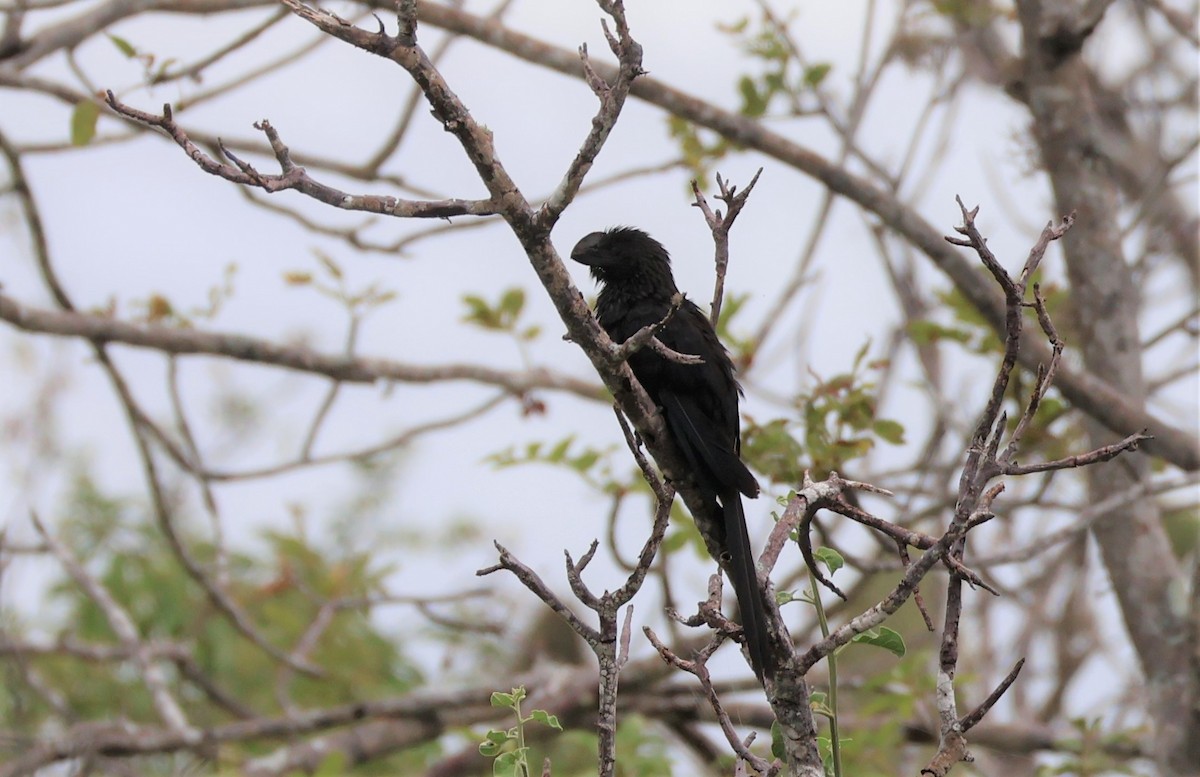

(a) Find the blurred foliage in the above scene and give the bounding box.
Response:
[666,115,732,190]
[1034,718,1153,777]
[743,342,905,484]
[719,12,832,118]
[928,0,1007,25]
[70,100,100,147]
[486,434,617,492]
[284,249,398,316]
[3,470,430,774]
[929,274,1072,356]
[667,10,835,188]
[129,262,238,327]
[715,11,830,119]
[69,33,180,146]
[1162,505,1200,559]
[831,656,935,776]
[462,286,542,342]
[483,428,708,562]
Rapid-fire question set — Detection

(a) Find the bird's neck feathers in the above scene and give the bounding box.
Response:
[595,264,679,322]
[578,227,680,315]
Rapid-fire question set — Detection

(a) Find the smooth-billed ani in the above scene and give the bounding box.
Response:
[571,226,775,682]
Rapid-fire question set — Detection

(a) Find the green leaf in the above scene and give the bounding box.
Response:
[809,691,836,720]
[152,58,178,82]
[661,529,691,554]
[873,418,906,445]
[498,288,525,320]
[546,437,573,462]
[493,749,523,777]
[852,339,871,370]
[106,34,137,58]
[70,101,100,147]
[462,295,491,320]
[530,708,562,730]
[908,319,972,345]
[478,729,509,757]
[851,626,906,657]
[813,546,844,575]
[770,720,785,761]
[461,287,529,331]
[490,691,516,709]
[569,450,600,473]
[715,292,749,335]
[740,416,806,485]
[803,62,832,88]
[738,75,769,117]
[818,736,835,776]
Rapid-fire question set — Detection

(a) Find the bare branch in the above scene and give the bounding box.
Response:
[538,0,644,227]
[643,626,781,776]
[0,292,603,400]
[959,658,1026,733]
[104,92,501,218]
[30,513,196,739]
[691,169,763,325]
[476,541,601,644]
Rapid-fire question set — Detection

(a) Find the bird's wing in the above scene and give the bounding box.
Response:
[659,388,759,498]
[660,388,773,680]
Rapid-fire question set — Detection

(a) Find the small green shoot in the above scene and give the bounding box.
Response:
[478,686,562,777]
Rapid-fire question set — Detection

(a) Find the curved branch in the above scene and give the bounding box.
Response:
[0,292,605,400]
[104,93,501,218]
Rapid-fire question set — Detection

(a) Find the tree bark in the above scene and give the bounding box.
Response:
[1016,2,1198,773]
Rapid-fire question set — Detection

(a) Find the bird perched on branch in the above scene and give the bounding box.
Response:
[571,226,775,682]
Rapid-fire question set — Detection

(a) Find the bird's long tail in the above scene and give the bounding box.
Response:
[723,492,776,684]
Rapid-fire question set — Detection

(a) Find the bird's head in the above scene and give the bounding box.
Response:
[570,227,675,288]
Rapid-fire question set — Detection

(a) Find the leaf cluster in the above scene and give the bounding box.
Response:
[284,250,398,315]
[462,287,542,342]
[719,13,832,119]
[742,342,905,484]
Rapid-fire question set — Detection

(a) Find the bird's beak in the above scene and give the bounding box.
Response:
[570,232,610,267]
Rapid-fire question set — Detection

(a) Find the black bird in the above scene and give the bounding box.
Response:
[571,226,775,682]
